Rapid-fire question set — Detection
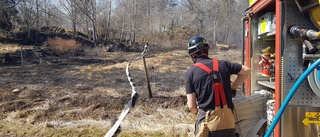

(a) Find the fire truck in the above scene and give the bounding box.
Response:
[242,0,320,137]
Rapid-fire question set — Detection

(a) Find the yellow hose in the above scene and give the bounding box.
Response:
[310,6,320,29]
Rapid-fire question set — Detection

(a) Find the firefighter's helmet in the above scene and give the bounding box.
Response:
[188,36,210,55]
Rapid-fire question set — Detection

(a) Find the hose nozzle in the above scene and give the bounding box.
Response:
[289,26,320,40]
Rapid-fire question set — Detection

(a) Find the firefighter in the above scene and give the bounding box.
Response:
[184,36,251,137]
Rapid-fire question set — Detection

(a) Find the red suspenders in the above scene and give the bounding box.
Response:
[193,58,227,107]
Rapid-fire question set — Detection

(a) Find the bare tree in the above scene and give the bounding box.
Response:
[17,0,37,37]
[59,0,79,34]
[74,0,99,43]
[0,0,19,31]
[105,0,113,40]
[131,0,138,45]
[181,0,206,36]
[113,0,128,42]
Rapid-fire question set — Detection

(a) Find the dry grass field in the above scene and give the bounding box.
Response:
[0,43,242,137]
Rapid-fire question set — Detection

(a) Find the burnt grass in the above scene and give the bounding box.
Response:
[0,30,241,136]
[0,43,191,136]
[0,53,186,115]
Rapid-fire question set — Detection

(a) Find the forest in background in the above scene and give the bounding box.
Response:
[0,0,247,48]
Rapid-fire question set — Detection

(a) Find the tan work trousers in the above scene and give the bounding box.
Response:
[195,105,235,137]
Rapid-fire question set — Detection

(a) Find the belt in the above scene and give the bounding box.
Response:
[200,105,229,112]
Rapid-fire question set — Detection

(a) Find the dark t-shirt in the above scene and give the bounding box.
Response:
[185,56,242,110]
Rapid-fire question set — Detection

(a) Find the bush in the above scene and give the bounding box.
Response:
[46,37,80,53]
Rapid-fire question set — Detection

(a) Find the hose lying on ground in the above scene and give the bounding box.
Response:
[104,48,148,137]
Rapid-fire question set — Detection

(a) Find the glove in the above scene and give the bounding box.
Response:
[231,89,237,98]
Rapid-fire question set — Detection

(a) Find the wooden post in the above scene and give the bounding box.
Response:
[20,45,24,67]
[142,55,152,98]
